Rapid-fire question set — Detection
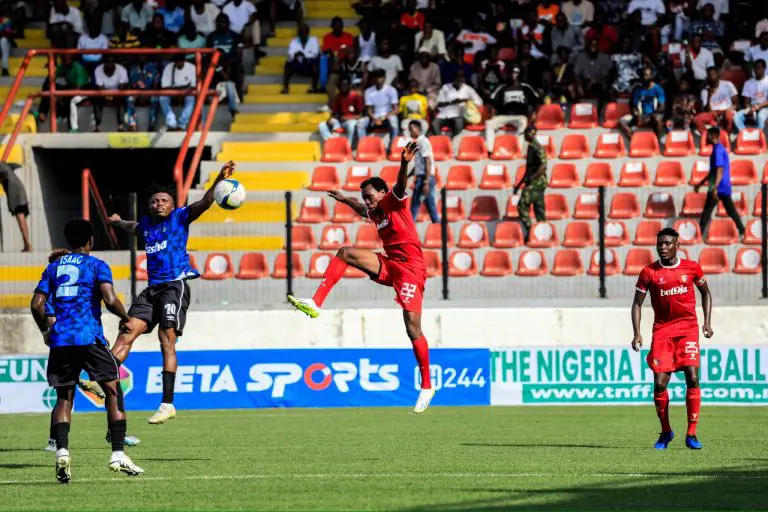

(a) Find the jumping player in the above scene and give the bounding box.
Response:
[108,161,236,424]
[31,219,143,483]
[288,142,435,413]
[631,228,713,450]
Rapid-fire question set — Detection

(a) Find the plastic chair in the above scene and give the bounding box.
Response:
[424,250,441,277]
[551,249,584,276]
[689,161,710,185]
[587,248,620,276]
[618,161,650,187]
[764,162,768,185]
[574,193,600,219]
[493,221,525,248]
[516,250,548,276]
[608,192,641,219]
[456,136,487,161]
[716,191,747,217]
[722,67,747,90]
[545,193,570,219]
[490,134,522,160]
[562,221,595,247]
[568,103,598,129]
[480,163,512,189]
[699,130,731,156]
[743,219,763,245]
[536,104,566,130]
[634,220,663,245]
[705,219,739,245]
[426,135,451,161]
[698,247,729,274]
[379,165,399,187]
[388,136,407,160]
[605,220,629,246]
[755,191,764,217]
[318,224,350,250]
[672,219,703,245]
[602,102,630,129]
[534,134,556,159]
[623,248,654,275]
[498,47,516,61]
[136,254,147,280]
[594,132,626,158]
[321,138,352,162]
[469,196,500,221]
[331,201,359,223]
[465,104,490,131]
[654,161,685,186]
[290,225,316,250]
[584,162,615,187]
[356,136,386,162]
[559,134,590,159]
[272,252,304,278]
[681,192,707,217]
[731,159,758,185]
[307,252,332,278]
[480,250,514,276]
[355,223,383,249]
[734,248,762,274]
[458,222,490,248]
[549,163,579,188]
[297,196,329,223]
[527,222,559,248]
[448,250,478,277]
[629,132,660,157]
[309,166,341,191]
[663,130,695,157]
[342,165,372,191]
[202,253,234,280]
[236,253,269,280]
[644,192,676,218]
[422,222,454,249]
[445,165,476,190]
[440,195,466,222]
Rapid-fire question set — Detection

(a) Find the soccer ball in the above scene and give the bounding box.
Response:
[214,179,246,210]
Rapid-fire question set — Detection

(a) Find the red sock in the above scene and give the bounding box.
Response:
[654,390,671,433]
[686,388,701,436]
[412,335,432,390]
[312,256,348,307]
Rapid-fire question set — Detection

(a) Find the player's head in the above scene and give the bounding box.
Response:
[656,227,679,261]
[706,125,720,145]
[408,119,422,138]
[64,218,94,252]
[48,248,70,263]
[360,176,389,210]
[147,183,175,218]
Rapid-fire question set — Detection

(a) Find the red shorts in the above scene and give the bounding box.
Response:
[372,254,426,313]
[646,335,700,373]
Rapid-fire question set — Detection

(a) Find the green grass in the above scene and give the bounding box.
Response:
[1,407,767,511]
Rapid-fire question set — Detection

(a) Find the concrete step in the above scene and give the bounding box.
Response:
[244,83,327,104]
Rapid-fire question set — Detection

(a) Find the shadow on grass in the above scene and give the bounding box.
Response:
[0,463,49,469]
[461,443,615,449]
[137,457,213,462]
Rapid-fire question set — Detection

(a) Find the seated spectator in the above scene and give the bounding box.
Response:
[520,9,548,60]
[121,0,153,34]
[478,45,505,102]
[52,54,91,132]
[756,10,768,39]
[333,46,365,98]
[367,37,404,88]
[547,46,576,105]
[432,70,482,135]
[158,0,184,34]
[409,48,440,108]
[488,2,514,48]
[222,0,263,59]
[681,34,714,87]
[611,35,642,97]
[746,33,768,67]
[691,4,724,51]
[562,0,594,28]
[319,77,363,144]
[694,66,738,135]
[208,14,244,107]
[383,17,411,58]
[323,16,354,58]
[358,68,398,141]
[666,0,692,44]
[515,40,549,95]
[141,13,176,48]
[627,0,665,28]
[596,0,626,26]
[99,0,121,37]
[550,12,584,58]
[189,0,219,37]
[0,4,16,76]
[356,18,377,64]
[485,65,538,150]
[619,67,665,139]
[670,75,698,130]
[400,0,424,33]
[48,0,83,48]
[537,0,560,24]
[77,18,110,73]
[93,55,129,132]
[159,55,196,131]
[574,38,612,108]
[126,55,160,131]
[619,10,647,53]
[178,22,206,59]
[734,59,768,132]
[585,11,618,54]
[109,20,140,52]
[440,44,474,86]
[414,21,447,61]
[696,0,727,20]
[455,17,496,65]
[399,78,428,132]
[282,23,320,94]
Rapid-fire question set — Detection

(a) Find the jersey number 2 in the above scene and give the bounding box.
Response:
[56,265,80,297]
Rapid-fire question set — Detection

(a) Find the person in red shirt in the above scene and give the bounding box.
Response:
[584,11,618,54]
[322,16,355,56]
[318,77,364,143]
[400,0,424,31]
[288,142,435,414]
[631,227,713,451]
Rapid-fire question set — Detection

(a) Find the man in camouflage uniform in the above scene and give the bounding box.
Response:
[515,125,548,241]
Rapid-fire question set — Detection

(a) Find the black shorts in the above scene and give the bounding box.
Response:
[47,343,120,388]
[128,280,191,336]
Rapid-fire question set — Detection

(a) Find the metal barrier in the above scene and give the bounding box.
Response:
[81,167,118,249]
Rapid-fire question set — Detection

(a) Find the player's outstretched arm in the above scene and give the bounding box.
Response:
[630,290,646,352]
[327,190,367,218]
[394,141,418,199]
[109,213,138,233]
[187,160,236,223]
[100,282,131,328]
[30,292,50,343]
[697,280,714,338]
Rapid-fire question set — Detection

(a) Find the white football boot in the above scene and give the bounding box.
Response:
[147,403,176,424]
[108,452,144,476]
[413,388,436,414]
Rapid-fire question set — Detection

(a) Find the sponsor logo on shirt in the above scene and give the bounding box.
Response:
[146,240,168,254]
[660,285,688,297]
[376,219,389,230]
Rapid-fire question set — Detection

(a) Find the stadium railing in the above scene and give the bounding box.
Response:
[81,167,119,249]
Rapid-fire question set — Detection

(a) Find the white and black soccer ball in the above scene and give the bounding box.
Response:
[214,179,246,210]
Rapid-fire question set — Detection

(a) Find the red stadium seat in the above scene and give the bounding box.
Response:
[457,136,487,161]
[535,134,557,159]
[272,252,304,278]
[319,224,351,250]
[493,221,525,248]
[644,192,676,219]
[445,165,476,190]
[731,160,758,185]
[356,136,386,162]
[355,223,382,249]
[629,132,660,157]
[465,104,490,131]
[388,136,407,160]
[722,67,747,90]
[516,250,548,276]
[681,192,707,217]
[290,225,316,250]
[448,250,478,277]
[634,220,664,245]
[717,191,747,217]
[480,163,512,189]
[136,254,147,280]
[458,222,490,248]
[321,138,352,162]
[663,42,686,68]
[568,102,598,129]
[536,104,565,130]
[699,247,729,274]
[297,196,329,223]
[608,192,641,219]
[309,166,341,191]
[441,195,466,222]
[379,165,399,188]
[587,248,620,276]
[202,253,234,280]
[551,249,584,276]
[549,163,579,188]
[672,220,703,245]
[307,252,332,278]
[423,222,454,248]
[574,193,600,219]
[545,194,570,219]
[559,134,590,159]
[755,191,764,217]
[623,248,654,275]
[602,102,630,129]
[705,219,739,245]
[490,134,522,160]
[504,195,526,219]
[331,201,359,223]
[663,130,695,157]
[654,161,685,186]
[618,161,650,187]
[429,135,453,161]
[583,163,615,187]
[743,219,763,245]
[527,222,559,248]
[689,160,710,185]
[424,250,441,277]
[562,221,595,247]
[594,132,626,158]
[514,164,527,187]
[480,250,514,277]
[236,253,269,280]
[699,130,730,156]
[469,196,500,221]
[763,163,768,185]
[343,165,372,191]
[734,248,762,274]
[605,220,630,246]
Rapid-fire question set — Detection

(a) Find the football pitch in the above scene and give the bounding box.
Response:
[1,407,767,511]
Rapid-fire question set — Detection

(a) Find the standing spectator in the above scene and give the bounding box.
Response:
[537,0,560,24]
[358,69,398,141]
[574,38,612,108]
[399,78,428,133]
[0,4,15,76]
[409,48,440,108]
[126,55,160,131]
[159,55,196,131]
[121,0,153,34]
[694,126,745,239]
[666,0,691,43]
[0,162,31,252]
[611,35,643,97]
[746,33,768,67]
[207,14,244,108]
[157,0,184,34]
[485,65,539,150]
[478,45,505,102]
[178,22,206,59]
[77,18,109,73]
[367,37,404,88]
[109,20,140,51]
[734,59,768,132]
[456,17,496,65]
[432,70,482,135]
[619,67,665,140]
[670,76,698,130]
[282,23,320,94]
[515,126,548,242]
[406,120,439,224]
[318,77,363,144]
[585,11,618,54]
[93,55,129,132]
[48,0,83,48]
[414,20,447,61]
[681,34,714,87]
[694,66,737,135]
[356,18,376,64]
[141,13,176,48]
[189,0,219,37]
[562,0,595,28]
[550,12,584,57]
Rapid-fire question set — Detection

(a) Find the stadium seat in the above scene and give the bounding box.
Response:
[429,135,453,161]
[379,165,399,187]
[321,138,352,162]
[568,103,598,129]
[559,134,590,159]
[562,221,595,247]
[480,250,514,276]
[602,102,630,129]
[583,163,615,187]
[331,201,359,223]
[731,160,758,185]
[445,165,476,190]
[574,193,600,219]
[699,247,729,274]
[734,127,767,156]
[457,136,487,161]
[388,136,407,160]
[629,132,660,157]
[424,250,441,277]
[297,197,329,223]
[355,223,383,249]
[624,248,654,275]
[272,252,304,278]
[490,134,522,160]
[514,164,527,186]
[290,225,316,250]
[535,134,557,158]
[653,161,685,186]
[469,196,500,221]
[309,166,341,191]
[356,136,386,162]
[689,161,710,185]
[343,165,372,191]
[536,104,565,130]
[699,130,731,156]
[594,132,626,158]
[423,222,454,248]
[319,224,350,250]
[549,163,579,188]
[465,105,490,131]
[663,130,695,156]
[644,192,676,218]
[587,248,620,276]
[663,42,686,68]
[545,194,570,219]
[618,161,650,187]
[516,250,548,276]
[504,194,530,220]
[136,254,147,280]
[448,250,478,277]
[307,252,332,278]
[441,195,467,222]
[235,253,269,280]
[605,221,630,246]
[672,220,703,245]
[763,163,768,185]
[634,220,664,245]
[717,191,747,217]
[493,221,525,248]
[743,219,763,245]
[202,253,234,280]
[734,248,762,274]
[608,192,641,219]
[527,222,559,248]
[551,249,584,276]
[458,222,490,248]
[480,163,512,189]
[705,219,739,245]
[681,192,707,217]
[498,47,516,60]
[722,67,747,90]
[755,191,764,217]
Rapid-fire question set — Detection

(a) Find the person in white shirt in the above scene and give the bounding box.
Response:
[49,0,83,48]
[367,37,403,87]
[433,70,483,136]
[77,19,109,71]
[681,34,715,84]
[90,56,129,132]
[357,68,399,142]
[694,66,738,134]
[696,0,727,20]
[159,56,197,130]
[627,0,665,26]
[120,0,153,33]
[746,32,768,65]
[356,19,376,63]
[734,59,768,132]
[222,0,263,59]
[455,18,496,65]
[282,23,320,93]
[561,0,594,28]
[189,0,220,36]
[405,121,439,223]
[414,21,447,61]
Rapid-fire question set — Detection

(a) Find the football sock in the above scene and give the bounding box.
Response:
[312,256,348,307]
[412,335,432,390]
[108,419,127,452]
[686,388,701,436]
[161,371,175,404]
[53,422,70,451]
[653,391,671,433]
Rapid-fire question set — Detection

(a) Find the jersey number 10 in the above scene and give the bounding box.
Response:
[56,264,80,298]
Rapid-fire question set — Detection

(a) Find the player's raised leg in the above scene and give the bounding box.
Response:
[652,371,674,449]
[403,309,434,414]
[50,385,74,483]
[110,318,148,364]
[683,365,702,449]
[101,378,143,475]
[147,326,179,424]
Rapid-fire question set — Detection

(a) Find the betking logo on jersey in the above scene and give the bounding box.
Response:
[660,285,689,297]
[145,240,167,254]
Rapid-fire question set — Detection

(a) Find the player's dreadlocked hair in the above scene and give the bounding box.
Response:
[657,227,679,239]
[48,248,70,263]
[146,183,175,204]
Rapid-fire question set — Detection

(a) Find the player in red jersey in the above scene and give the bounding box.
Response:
[631,228,713,450]
[288,142,435,413]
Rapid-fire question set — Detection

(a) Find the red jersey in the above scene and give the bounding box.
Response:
[367,191,424,266]
[635,259,705,339]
